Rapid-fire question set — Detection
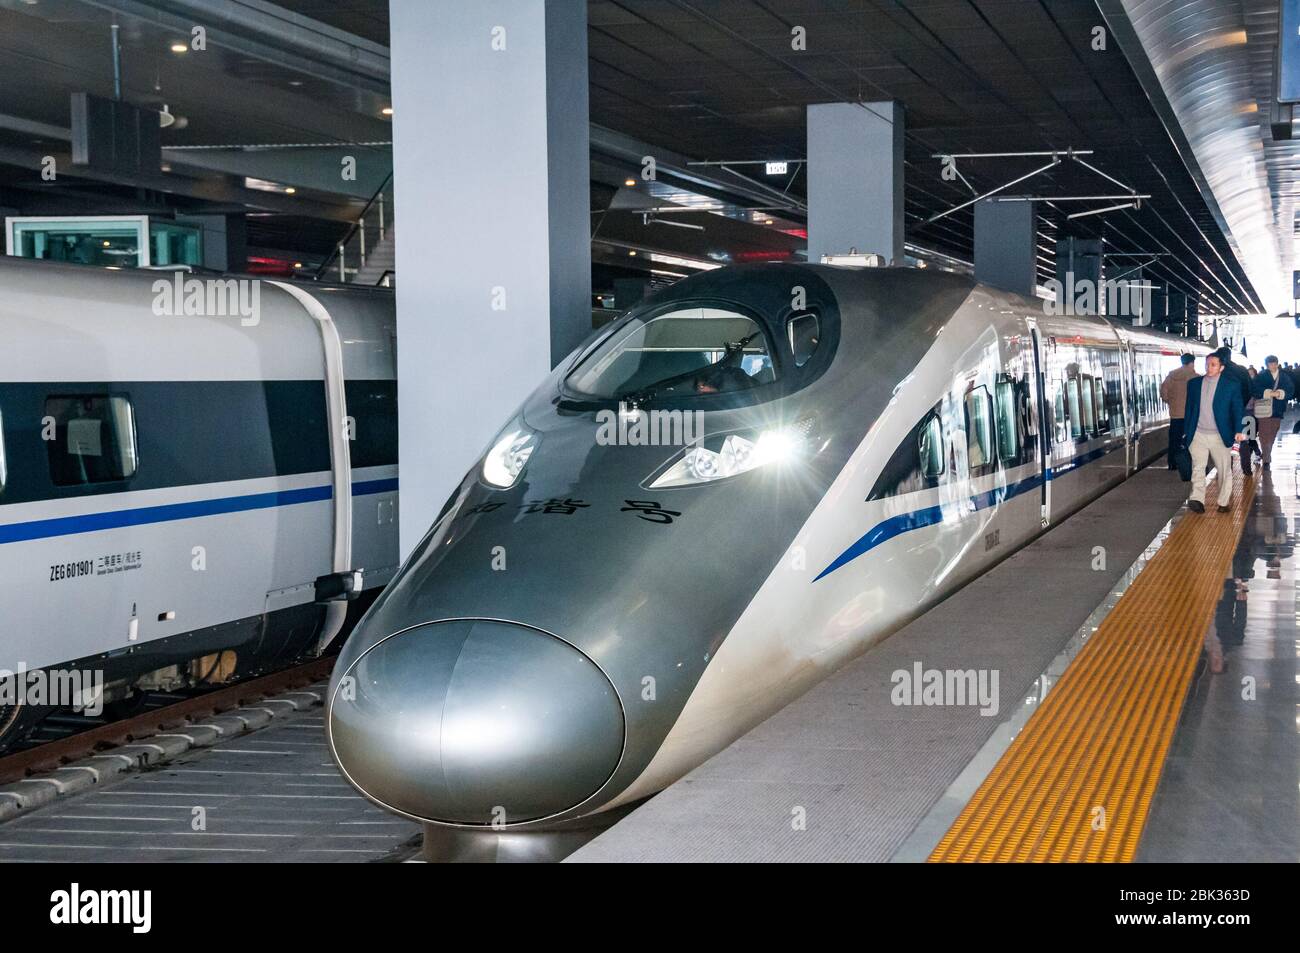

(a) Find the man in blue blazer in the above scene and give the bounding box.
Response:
[1182,352,1246,513]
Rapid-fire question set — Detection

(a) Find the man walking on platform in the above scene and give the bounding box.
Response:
[1160,353,1198,470]
[1183,352,1246,513]
[1215,346,1254,475]
[1251,355,1292,470]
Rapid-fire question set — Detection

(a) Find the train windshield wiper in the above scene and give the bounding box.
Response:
[619,332,765,406]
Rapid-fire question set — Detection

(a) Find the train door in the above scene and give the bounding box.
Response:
[1028,320,1051,527]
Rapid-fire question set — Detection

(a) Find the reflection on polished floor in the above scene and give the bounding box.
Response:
[1139,426,1300,862]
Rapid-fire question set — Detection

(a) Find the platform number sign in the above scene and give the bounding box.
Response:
[1281,1,1300,102]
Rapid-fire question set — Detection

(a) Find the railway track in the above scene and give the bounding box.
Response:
[0,657,334,786]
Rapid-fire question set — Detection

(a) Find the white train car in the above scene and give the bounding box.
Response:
[0,257,397,746]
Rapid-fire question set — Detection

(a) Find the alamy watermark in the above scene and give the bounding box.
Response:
[50,883,151,933]
[1043,271,1152,321]
[891,661,1000,716]
[151,272,261,326]
[595,403,704,447]
[0,664,104,716]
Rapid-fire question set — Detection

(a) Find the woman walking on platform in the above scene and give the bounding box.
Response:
[1252,355,1293,470]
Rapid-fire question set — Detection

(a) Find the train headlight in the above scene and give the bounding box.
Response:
[482,425,538,488]
[649,425,807,488]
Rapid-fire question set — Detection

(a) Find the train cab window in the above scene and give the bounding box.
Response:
[1065,379,1083,439]
[994,379,1020,462]
[919,415,945,478]
[786,312,820,368]
[44,395,139,487]
[566,306,774,400]
[964,386,995,469]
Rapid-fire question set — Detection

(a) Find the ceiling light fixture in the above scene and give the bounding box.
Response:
[381,106,393,116]
[170,42,188,53]
[284,187,297,194]
[623,178,637,187]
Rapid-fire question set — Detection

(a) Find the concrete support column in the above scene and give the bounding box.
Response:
[390,0,591,556]
[974,197,1036,298]
[1055,236,1102,314]
[806,101,904,264]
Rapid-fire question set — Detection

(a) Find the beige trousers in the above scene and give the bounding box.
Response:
[1189,430,1232,507]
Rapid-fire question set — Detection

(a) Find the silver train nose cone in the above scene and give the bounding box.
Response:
[328,619,625,825]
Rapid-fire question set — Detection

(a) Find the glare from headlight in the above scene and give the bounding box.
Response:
[650,428,803,488]
[482,428,537,488]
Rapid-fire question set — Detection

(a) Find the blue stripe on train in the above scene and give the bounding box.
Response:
[813,444,1118,582]
[0,477,399,544]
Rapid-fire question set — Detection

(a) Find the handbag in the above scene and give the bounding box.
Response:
[1255,396,1274,418]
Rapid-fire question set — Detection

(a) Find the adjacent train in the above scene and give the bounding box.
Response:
[326,262,1205,848]
[0,256,397,748]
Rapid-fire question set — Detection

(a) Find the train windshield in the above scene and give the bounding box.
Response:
[566,306,775,401]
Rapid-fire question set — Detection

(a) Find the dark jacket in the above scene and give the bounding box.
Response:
[1183,374,1245,449]
[1251,369,1294,418]
[1221,360,1252,405]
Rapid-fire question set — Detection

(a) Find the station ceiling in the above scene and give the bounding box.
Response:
[0,0,1279,317]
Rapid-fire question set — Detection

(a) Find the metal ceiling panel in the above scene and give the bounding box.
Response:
[1116,0,1287,313]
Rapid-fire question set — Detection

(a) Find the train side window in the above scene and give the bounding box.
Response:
[919,415,945,478]
[0,407,6,494]
[994,379,1020,462]
[964,386,995,469]
[44,395,139,487]
[1106,378,1123,430]
[786,312,820,368]
[1054,387,1067,443]
[344,379,398,469]
[1081,377,1098,435]
[1092,378,1107,433]
[1065,379,1083,439]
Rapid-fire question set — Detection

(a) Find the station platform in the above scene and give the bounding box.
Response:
[570,437,1297,863]
[0,698,419,863]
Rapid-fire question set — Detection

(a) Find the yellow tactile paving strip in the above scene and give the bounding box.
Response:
[929,470,1254,863]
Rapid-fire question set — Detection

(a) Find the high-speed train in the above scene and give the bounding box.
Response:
[327,262,1206,850]
[0,256,397,749]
